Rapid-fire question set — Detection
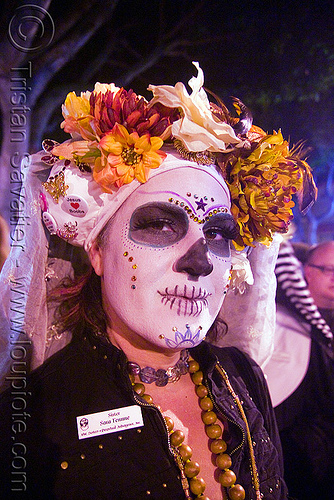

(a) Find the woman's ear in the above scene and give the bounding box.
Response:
[88,240,103,276]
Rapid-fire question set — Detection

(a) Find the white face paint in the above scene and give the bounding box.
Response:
[93,167,236,352]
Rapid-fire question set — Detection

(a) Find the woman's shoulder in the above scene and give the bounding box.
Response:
[209,342,261,370]
[193,342,272,423]
[192,341,264,386]
[0,336,85,402]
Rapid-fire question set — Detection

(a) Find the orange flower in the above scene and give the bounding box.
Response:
[93,124,166,190]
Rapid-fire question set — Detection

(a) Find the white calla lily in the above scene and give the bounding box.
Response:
[148,61,241,152]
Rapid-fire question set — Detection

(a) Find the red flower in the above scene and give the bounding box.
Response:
[90,88,180,140]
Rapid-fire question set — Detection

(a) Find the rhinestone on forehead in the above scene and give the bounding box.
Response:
[167,197,229,224]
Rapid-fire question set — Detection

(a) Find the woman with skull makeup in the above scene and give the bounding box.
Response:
[0,64,316,499]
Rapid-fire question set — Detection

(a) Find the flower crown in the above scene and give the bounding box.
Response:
[42,62,317,250]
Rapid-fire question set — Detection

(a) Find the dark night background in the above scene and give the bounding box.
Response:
[1,0,334,242]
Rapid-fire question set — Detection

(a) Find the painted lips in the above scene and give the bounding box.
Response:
[157,285,212,316]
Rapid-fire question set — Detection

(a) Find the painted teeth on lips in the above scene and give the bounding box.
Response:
[157,285,212,316]
[158,284,212,301]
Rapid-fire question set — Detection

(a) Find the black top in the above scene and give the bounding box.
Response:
[0,331,287,499]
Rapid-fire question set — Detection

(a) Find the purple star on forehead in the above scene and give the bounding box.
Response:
[195,197,207,211]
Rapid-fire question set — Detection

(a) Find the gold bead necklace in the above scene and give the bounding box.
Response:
[131,357,249,500]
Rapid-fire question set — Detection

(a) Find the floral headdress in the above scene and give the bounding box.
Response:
[42,62,317,250]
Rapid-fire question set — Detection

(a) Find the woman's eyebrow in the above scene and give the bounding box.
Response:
[130,201,189,220]
[205,212,235,223]
[204,213,239,237]
[202,203,230,217]
[137,190,229,215]
[137,190,199,213]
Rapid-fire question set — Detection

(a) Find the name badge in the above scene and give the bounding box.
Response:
[76,405,144,440]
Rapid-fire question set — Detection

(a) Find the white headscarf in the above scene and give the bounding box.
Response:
[0,147,280,392]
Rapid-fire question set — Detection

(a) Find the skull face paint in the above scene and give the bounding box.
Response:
[92,167,237,352]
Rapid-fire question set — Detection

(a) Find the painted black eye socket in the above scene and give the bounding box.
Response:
[129,202,189,247]
[203,214,238,257]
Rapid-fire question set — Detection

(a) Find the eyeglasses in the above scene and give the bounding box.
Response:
[307,263,334,277]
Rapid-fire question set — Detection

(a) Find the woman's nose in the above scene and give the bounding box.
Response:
[174,237,213,279]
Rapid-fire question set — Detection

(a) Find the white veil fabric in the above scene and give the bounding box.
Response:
[218,234,282,369]
[0,153,75,392]
[0,153,48,391]
[0,151,280,392]
[0,153,280,393]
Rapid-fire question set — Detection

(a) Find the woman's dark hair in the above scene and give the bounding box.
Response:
[48,225,111,338]
[206,316,228,342]
[49,267,107,337]
[291,242,311,265]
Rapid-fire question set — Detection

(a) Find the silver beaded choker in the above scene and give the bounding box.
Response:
[127,350,189,386]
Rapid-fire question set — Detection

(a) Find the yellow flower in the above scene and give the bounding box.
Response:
[61,91,95,141]
[93,124,166,190]
[225,130,304,249]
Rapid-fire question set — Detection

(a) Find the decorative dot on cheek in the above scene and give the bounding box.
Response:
[123,249,138,289]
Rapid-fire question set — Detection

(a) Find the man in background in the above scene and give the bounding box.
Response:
[304,241,334,332]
